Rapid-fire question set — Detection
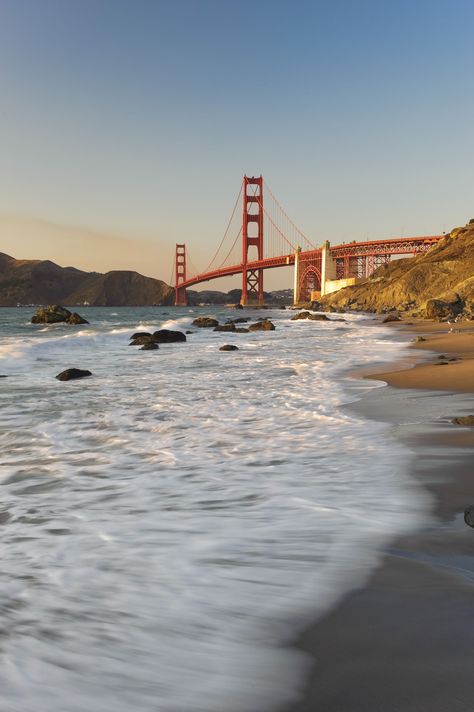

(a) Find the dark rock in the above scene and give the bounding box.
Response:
[291,311,330,321]
[192,317,219,328]
[425,295,464,320]
[219,344,239,351]
[32,305,89,325]
[56,368,92,381]
[382,314,401,323]
[235,327,250,333]
[131,332,152,340]
[225,318,249,324]
[68,312,89,325]
[452,415,474,426]
[309,313,330,321]
[291,311,311,320]
[213,324,236,332]
[140,342,159,350]
[130,335,155,346]
[413,336,426,342]
[234,303,243,309]
[152,329,186,343]
[186,330,193,334]
[464,505,474,528]
[248,319,275,331]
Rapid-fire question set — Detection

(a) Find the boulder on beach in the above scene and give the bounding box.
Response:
[219,344,239,351]
[32,305,89,325]
[451,415,474,426]
[56,368,92,381]
[225,317,249,324]
[192,317,219,328]
[464,506,474,528]
[425,294,464,320]
[235,327,249,333]
[152,329,186,343]
[382,313,401,323]
[248,319,275,331]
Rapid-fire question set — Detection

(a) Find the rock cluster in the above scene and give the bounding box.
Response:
[291,311,329,321]
[129,329,186,349]
[31,305,89,325]
[219,344,239,351]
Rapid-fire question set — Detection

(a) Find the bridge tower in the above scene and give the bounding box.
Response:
[241,175,264,305]
[175,243,187,306]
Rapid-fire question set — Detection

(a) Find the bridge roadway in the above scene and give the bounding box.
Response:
[179,235,443,291]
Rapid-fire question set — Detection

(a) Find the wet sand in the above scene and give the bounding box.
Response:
[288,319,474,712]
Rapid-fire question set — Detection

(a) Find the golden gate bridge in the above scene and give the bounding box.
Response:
[173,176,442,306]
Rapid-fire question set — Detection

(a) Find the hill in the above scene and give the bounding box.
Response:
[0,253,174,306]
[321,222,474,318]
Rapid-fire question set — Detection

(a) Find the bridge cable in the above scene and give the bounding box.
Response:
[263,179,317,250]
[202,181,244,274]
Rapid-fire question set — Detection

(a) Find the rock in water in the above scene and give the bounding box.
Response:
[452,415,474,426]
[291,311,330,321]
[152,329,186,343]
[130,332,153,340]
[464,506,474,528]
[130,335,155,346]
[213,324,236,332]
[140,342,159,350]
[248,319,275,331]
[32,305,89,325]
[192,317,219,328]
[219,344,239,351]
[56,368,92,381]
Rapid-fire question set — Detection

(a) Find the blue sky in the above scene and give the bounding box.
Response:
[0,0,473,289]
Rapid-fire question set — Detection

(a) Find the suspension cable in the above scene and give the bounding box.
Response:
[202,181,244,273]
[263,179,317,249]
[218,227,242,268]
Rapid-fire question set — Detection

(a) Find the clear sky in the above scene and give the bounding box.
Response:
[0,0,473,290]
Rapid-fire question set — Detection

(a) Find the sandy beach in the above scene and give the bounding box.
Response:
[289,318,474,712]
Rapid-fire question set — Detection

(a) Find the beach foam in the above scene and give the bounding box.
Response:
[0,306,429,712]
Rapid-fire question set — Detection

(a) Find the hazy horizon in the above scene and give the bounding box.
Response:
[1,0,473,291]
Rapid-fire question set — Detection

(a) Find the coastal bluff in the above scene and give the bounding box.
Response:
[320,221,474,318]
[0,252,174,306]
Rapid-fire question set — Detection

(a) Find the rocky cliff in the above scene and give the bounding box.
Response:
[0,253,174,306]
[321,221,474,318]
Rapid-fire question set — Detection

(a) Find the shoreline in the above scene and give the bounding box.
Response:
[287,317,474,712]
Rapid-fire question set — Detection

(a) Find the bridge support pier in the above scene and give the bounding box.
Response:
[241,176,264,306]
[321,240,336,297]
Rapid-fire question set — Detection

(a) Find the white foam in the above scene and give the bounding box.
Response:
[0,307,429,712]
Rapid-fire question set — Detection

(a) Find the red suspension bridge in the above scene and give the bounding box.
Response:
[173,176,443,306]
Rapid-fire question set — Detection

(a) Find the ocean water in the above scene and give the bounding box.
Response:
[0,306,429,712]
